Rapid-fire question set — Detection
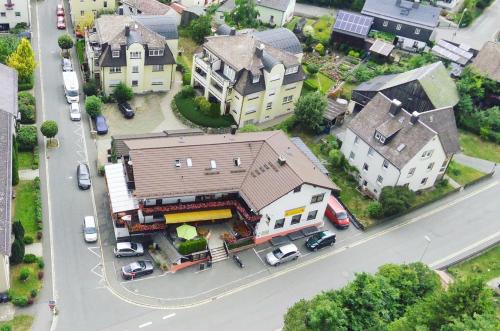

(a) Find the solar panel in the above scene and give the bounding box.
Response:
[334,10,373,37]
[437,40,473,60]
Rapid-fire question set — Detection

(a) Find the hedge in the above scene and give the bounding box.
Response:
[17,126,38,151]
[174,93,235,128]
[34,177,42,229]
[178,237,207,255]
[18,76,34,91]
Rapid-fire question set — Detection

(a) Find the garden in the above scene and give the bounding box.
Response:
[459,131,500,163]
[0,315,33,331]
[446,160,487,186]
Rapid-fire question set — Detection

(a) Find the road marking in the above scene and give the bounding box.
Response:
[87,246,101,258]
[253,248,267,266]
[162,313,176,320]
[90,264,103,278]
[138,322,152,328]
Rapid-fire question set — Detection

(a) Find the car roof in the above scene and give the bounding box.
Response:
[279,243,298,254]
[327,195,345,212]
[78,163,89,171]
[84,216,95,225]
[117,242,132,249]
[70,103,79,110]
[319,230,335,237]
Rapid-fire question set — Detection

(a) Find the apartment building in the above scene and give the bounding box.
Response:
[69,0,117,26]
[0,0,30,32]
[216,0,296,27]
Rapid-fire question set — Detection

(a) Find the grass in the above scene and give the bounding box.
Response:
[448,245,500,282]
[285,16,301,31]
[14,180,38,238]
[459,131,500,163]
[9,263,42,299]
[76,39,85,64]
[312,16,334,44]
[412,181,455,207]
[179,36,198,70]
[303,65,335,94]
[446,160,486,186]
[0,315,34,331]
[18,150,33,169]
[175,95,235,128]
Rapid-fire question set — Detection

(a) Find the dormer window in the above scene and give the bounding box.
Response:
[252,74,260,84]
[374,131,386,144]
[285,66,298,75]
[175,159,181,168]
[112,50,120,58]
[149,49,164,57]
[233,158,241,167]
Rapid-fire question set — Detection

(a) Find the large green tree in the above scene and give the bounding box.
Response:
[294,91,327,133]
[40,120,59,143]
[0,35,19,64]
[57,34,74,56]
[189,15,212,44]
[7,38,36,82]
[85,95,103,118]
[225,0,260,28]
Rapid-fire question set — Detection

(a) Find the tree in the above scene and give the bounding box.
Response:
[83,79,99,96]
[7,38,36,82]
[306,295,348,331]
[85,95,103,118]
[225,0,260,28]
[379,186,415,217]
[12,221,25,241]
[294,91,327,133]
[0,35,19,64]
[16,125,38,151]
[40,120,58,143]
[189,15,212,44]
[306,63,319,75]
[10,239,25,265]
[18,267,30,281]
[57,34,74,56]
[112,82,133,104]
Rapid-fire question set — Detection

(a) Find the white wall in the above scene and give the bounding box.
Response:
[0,255,9,292]
[0,0,30,30]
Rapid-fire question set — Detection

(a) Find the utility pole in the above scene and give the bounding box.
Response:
[419,235,432,262]
[452,8,467,42]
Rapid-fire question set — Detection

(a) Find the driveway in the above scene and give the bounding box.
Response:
[294,3,336,18]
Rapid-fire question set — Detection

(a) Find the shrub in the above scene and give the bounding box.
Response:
[348,49,360,58]
[239,124,262,133]
[19,102,35,124]
[12,221,25,241]
[113,82,133,103]
[83,79,99,96]
[18,267,30,281]
[18,76,34,91]
[37,271,44,280]
[40,120,58,141]
[275,115,297,133]
[306,63,319,75]
[367,202,384,219]
[23,236,34,245]
[379,186,416,217]
[30,289,38,298]
[195,96,211,114]
[11,296,28,307]
[0,325,12,331]
[10,239,24,265]
[18,91,35,105]
[314,43,325,56]
[37,231,42,240]
[32,146,39,169]
[23,253,37,263]
[85,95,103,118]
[178,237,207,255]
[178,85,195,98]
[17,125,38,150]
[37,258,44,269]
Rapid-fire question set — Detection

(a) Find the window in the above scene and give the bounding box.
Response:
[149,49,164,57]
[210,160,217,169]
[421,150,434,158]
[421,177,428,185]
[307,210,318,220]
[268,90,276,96]
[408,167,416,177]
[354,136,359,144]
[282,96,293,104]
[396,24,402,30]
[15,12,20,16]
[0,13,5,17]
[311,193,324,203]
[266,102,272,110]
[130,52,141,59]
[223,64,236,81]
[291,214,302,225]
[383,21,388,27]
[175,159,181,168]
[380,136,386,143]
[109,80,121,87]
[151,80,163,86]
[285,85,296,91]
[132,66,139,73]
[414,28,420,35]
[187,158,192,167]
[104,1,107,7]
[252,75,260,84]
[440,160,447,172]
[363,163,369,172]
[274,218,285,229]
[427,162,434,171]
[245,106,256,115]
[382,160,389,169]
[152,64,164,72]
[233,158,241,167]
[80,10,84,16]
[376,175,383,185]
[349,152,355,160]
[362,180,368,187]
[368,148,374,157]
[109,67,121,73]
[112,50,120,58]
[293,186,301,193]
[285,66,299,75]
[132,80,138,86]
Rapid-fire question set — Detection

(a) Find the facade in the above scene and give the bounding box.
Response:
[0,0,30,31]
[0,64,17,292]
[341,93,459,198]
[86,15,177,95]
[105,131,338,246]
[215,0,295,27]
[361,0,441,51]
[352,61,459,113]
[472,42,500,83]
[191,28,305,127]
[69,0,117,26]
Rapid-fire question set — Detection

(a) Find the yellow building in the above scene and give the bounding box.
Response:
[69,0,117,27]
[86,15,177,95]
[192,28,305,127]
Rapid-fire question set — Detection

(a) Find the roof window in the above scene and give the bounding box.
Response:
[210,160,217,169]
[175,159,181,168]
[186,158,192,167]
[234,157,241,167]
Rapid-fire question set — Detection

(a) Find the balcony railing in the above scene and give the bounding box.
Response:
[194,54,210,71]
[212,70,227,86]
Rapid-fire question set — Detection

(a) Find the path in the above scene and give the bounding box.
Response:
[18,169,39,181]
[452,153,496,174]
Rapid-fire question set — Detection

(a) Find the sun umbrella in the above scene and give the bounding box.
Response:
[176,224,197,240]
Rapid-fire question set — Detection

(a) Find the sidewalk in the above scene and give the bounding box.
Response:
[452,153,496,174]
[19,169,40,180]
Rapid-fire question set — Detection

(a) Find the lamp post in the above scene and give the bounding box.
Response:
[419,235,432,262]
[452,8,467,41]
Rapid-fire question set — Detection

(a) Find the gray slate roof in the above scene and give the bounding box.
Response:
[252,28,302,55]
[362,0,440,28]
[216,24,232,36]
[348,93,458,169]
[0,64,17,256]
[133,15,178,40]
[290,137,329,175]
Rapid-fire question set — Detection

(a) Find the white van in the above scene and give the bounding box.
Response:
[83,216,98,243]
[63,71,79,103]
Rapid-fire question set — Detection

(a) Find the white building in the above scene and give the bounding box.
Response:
[0,0,30,32]
[341,93,460,198]
[216,0,295,27]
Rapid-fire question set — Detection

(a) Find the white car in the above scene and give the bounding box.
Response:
[266,243,300,266]
[83,216,97,243]
[69,102,81,121]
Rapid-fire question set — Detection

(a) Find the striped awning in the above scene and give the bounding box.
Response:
[164,209,232,224]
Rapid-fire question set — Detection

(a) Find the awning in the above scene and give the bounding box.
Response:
[105,163,138,213]
[164,209,232,224]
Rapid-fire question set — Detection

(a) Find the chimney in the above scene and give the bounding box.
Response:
[412,0,420,9]
[410,111,419,124]
[229,28,236,36]
[255,43,265,58]
[396,0,402,6]
[389,99,402,116]
[230,125,237,135]
[278,155,286,166]
[125,25,130,37]
[5,0,13,9]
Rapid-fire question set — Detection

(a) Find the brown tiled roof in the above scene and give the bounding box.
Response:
[126,131,338,211]
[472,42,500,82]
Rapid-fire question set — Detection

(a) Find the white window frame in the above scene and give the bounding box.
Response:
[149,49,164,57]
[368,147,374,157]
[282,96,293,104]
[414,28,421,35]
[383,20,388,27]
[376,175,384,185]
[421,177,428,185]
[285,66,299,75]
[396,24,402,31]
[382,160,389,169]
[130,51,141,59]
[132,80,138,87]
[408,167,416,177]
[132,66,139,73]
[363,163,369,172]
[112,50,120,58]
[427,162,434,171]
[109,67,121,73]
[152,64,164,72]
[307,210,318,221]
[252,74,260,84]
[266,102,272,110]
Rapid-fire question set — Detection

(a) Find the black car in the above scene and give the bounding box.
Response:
[305,231,336,251]
[121,260,154,280]
[118,102,135,118]
[77,163,91,190]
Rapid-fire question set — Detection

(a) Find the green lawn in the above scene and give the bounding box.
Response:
[285,16,300,31]
[9,263,42,299]
[14,180,38,238]
[459,131,500,163]
[412,181,455,207]
[18,150,33,170]
[179,36,197,70]
[76,39,85,64]
[0,315,34,331]
[175,95,235,128]
[446,160,486,186]
[313,16,334,44]
[448,245,500,281]
[303,65,335,94]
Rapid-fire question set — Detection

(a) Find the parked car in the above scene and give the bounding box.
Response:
[83,216,97,243]
[69,102,81,121]
[266,243,300,266]
[95,115,108,135]
[118,102,135,118]
[57,16,65,29]
[61,58,72,72]
[305,231,336,251]
[121,260,154,280]
[325,195,350,229]
[114,242,144,257]
[77,163,91,189]
[56,4,64,16]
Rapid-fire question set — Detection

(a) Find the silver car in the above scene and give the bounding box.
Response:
[61,58,73,72]
[114,242,144,258]
[69,102,81,121]
[266,243,300,266]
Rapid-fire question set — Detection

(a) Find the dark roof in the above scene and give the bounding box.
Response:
[348,93,458,169]
[324,98,348,121]
[0,64,17,256]
[133,15,178,40]
[333,10,373,38]
[252,28,302,55]
[99,45,127,67]
[144,45,176,65]
[234,70,266,95]
[362,0,440,28]
[216,24,232,36]
[290,137,329,175]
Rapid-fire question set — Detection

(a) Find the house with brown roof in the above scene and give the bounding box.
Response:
[340,93,459,198]
[105,130,338,258]
[472,42,500,83]
[192,28,305,127]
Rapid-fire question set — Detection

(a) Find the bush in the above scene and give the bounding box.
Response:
[18,76,34,91]
[0,325,12,331]
[10,239,24,265]
[32,146,39,169]
[306,63,319,75]
[12,221,25,241]
[30,289,38,298]
[18,102,35,124]
[194,96,211,114]
[23,236,34,245]
[367,202,384,218]
[85,95,103,118]
[18,267,30,281]
[37,271,44,280]
[275,115,297,133]
[11,296,28,307]
[314,43,325,56]
[83,79,99,96]
[23,254,37,263]
[348,49,360,58]
[17,125,38,151]
[113,82,133,103]
[239,124,262,133]
[57,34,74,52]
[178,85,195,98]
[37,258,44,269]
[379,186,416,217]
[18,91,35,105]
[178,237,207,255]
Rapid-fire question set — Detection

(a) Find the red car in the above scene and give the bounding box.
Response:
[57,16,65,29]
[56,4,64,17]
[325,195,350,229]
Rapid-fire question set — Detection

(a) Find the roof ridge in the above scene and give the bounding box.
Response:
[417,61,442,80]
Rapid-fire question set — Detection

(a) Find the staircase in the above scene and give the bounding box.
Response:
[210,246,229,263]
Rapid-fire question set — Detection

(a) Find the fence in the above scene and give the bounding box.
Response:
[438,241,500,271]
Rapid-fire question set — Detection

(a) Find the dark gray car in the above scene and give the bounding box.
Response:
[77,163,91,190]
[121,260,154,280]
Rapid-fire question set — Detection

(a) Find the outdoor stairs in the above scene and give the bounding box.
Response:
[210,246,229,263]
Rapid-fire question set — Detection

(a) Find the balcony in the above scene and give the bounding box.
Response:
[212,70,228,86]
[194,53,210,72]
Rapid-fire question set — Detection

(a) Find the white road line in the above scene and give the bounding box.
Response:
[87,247,101,258]
[162,313,176,320]
[90,264,103,278]
[138,322,152,328]
[253,248,267,266]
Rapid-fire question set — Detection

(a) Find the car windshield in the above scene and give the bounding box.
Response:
[311,232,326,243]
[336,212,348,220]
[131,243,137,250]
[137,261,146,269]
[84,227,96,234]
[67,90,78,97]
[272,249,284,259]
